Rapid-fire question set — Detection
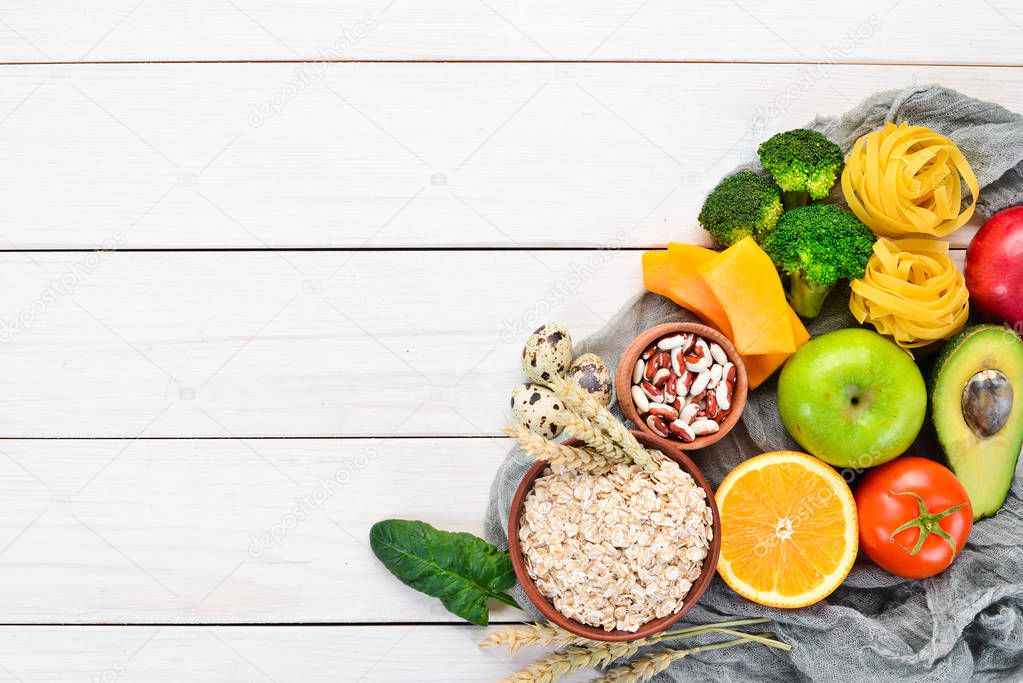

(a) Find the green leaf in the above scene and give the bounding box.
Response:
[369,519,519,626]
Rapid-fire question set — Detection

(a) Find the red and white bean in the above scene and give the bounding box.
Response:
[631,331,736,443]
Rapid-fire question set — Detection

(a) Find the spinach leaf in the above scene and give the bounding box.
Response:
[369,519,519,626]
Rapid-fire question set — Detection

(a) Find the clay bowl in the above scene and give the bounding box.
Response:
[508,430,722,642]
[616,322,748,453]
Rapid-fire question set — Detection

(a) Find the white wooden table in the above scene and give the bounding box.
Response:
[0,2,1019,680]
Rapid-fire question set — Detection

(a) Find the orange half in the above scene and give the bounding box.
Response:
[716,451,858,608]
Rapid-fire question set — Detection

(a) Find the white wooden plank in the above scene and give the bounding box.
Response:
[0,249,966,438]
[0,625,585,682]
[0,438,523,623]
[0,62,1012,249]
[1,1,1022,64]
[0,250,635,438]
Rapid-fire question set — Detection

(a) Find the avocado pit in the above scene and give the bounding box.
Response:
[961,369,1013,438]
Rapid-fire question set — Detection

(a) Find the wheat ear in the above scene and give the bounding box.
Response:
[503,642,641,683]
[484,619,758,655]
[547,375,661,472]
[504,423,615,473]
[594,632,785,683]
[594,647,682,683]
[554,413,630,464]
[493,620,781,681]
[479,623,588,654]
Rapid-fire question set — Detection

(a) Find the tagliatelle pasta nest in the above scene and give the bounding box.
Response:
[849,238,969,352]
[842,121,979,237]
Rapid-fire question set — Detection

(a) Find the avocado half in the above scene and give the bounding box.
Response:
[931,325,1023,520]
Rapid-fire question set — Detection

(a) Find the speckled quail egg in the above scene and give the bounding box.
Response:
[521,322,573,385]
[510,383,564,438]
[566,353,612,406]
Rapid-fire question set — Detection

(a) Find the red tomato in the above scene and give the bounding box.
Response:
[854,457,972,579]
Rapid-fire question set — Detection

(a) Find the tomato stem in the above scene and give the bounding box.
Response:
[887,489,966,556]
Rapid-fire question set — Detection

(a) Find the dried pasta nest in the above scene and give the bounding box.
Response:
[842,121,978,238]
[518,456,713,633]
[849,237,969,351]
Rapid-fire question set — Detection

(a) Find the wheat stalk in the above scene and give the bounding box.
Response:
[483,618,773,655]
[494,620,784,682]
[502,642,641,683]
[593,632,785,683]
[504,424,618,473]
[554,413,630,464]
[547,375,661,472]
[596,647,682,683]
[480,623,588,654]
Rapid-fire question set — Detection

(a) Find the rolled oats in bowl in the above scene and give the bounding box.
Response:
[518,455,714,633]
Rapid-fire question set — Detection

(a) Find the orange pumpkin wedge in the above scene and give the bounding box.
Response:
[739,309,811,387]
[641,240,810,389]
[641,250,671,295]
[698,238,797,356]
[716,451,858,608]
[742,351,793,390]
[666,243,734,336]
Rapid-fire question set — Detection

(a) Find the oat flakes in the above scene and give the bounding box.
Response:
[519,452,713,632]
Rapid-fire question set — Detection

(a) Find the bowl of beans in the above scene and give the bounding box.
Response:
[615,323,748,451]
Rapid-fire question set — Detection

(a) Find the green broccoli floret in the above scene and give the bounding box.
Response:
[757,129,845,209]
[761,204,875,319]
[698,171,783,247]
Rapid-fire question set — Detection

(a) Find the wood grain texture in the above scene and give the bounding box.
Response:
[0,438,519,623]
[0,5,1015,676]
[1,1,1022,64]
[0,63,1013,249]
[0,250,635,438]
[0,249,966,438]
[0,625,580,682]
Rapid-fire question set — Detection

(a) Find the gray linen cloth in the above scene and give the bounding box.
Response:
[485,85,1023,682]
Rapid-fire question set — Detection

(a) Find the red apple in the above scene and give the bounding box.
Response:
[965,206,1023,330]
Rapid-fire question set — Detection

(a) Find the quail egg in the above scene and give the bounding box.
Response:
[567,353,612,406]
[510,383,564,438]
[521,322,573,385]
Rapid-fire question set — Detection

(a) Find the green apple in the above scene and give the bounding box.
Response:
[778,328,926,468]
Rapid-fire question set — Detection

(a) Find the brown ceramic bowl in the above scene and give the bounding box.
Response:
[615,322,748,453]
[508,431,722,642]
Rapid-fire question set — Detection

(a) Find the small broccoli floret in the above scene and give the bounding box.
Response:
[757,129,845,209]
[761,204,875,318]
[698,171,783,247]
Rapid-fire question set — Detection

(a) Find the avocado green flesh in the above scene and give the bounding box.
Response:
[931,326,1023,520]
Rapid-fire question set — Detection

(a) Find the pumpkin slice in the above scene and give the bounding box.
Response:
[743,352,791,389]
[641,250,671,295]
[642,239,810,389]
[698,237,799,356]
[667,243,734,337]
[643,245,733,337]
